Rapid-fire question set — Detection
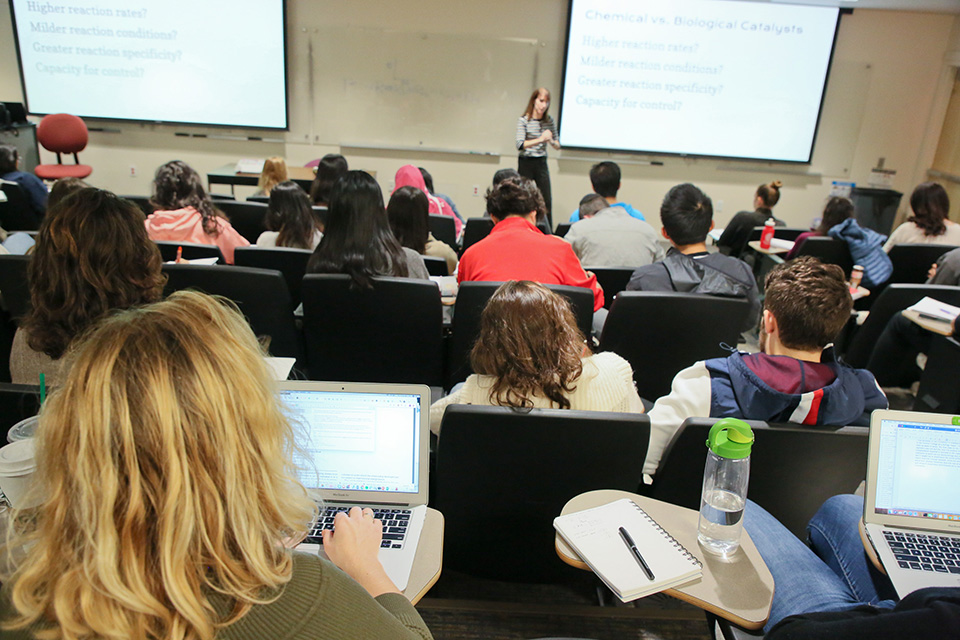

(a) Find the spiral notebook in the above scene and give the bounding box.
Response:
[554,498,702,602]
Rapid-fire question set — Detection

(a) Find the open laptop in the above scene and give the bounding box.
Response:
[863,409,960,597]
[278,381,430,591]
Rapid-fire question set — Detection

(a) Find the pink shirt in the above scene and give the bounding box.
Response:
[144,207,250,264]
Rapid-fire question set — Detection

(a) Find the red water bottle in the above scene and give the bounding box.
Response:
[759,218,775,250]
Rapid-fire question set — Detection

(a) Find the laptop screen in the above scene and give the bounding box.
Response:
[281,388,422,495]
[874,417,960,523]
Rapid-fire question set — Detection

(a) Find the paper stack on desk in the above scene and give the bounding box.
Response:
[554,498,702,602]
[907,297,960,323]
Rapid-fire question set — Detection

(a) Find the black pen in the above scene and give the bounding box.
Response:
[619,526,655,581]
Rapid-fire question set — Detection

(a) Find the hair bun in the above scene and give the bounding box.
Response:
[771,180,783,190]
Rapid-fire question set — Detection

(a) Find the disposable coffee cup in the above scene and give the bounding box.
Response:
[0,439,38,508]
[7,416,38,443]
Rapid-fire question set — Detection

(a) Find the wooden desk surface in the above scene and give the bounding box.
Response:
[902,308,954,336]
[555,490,773,630]
[406,507,444,604]
[747,240,790,255]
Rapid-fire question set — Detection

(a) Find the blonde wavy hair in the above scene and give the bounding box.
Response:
[257,156,288,196]
[3,290,316,640]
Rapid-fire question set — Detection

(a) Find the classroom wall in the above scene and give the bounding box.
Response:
[0,1,956,229]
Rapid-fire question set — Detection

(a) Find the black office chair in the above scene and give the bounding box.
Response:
[162,264,303,365]
[422,255,448,276]
[246,195,270,203]
[585,266,635,310]
[215,200,268,244]
[0,255,32,321]
[444,282,595,390]
[791,236,854,277]
[428,214,457,249]
[118,195,154,217]
[301,275,443,386]
[154,241,225,263]
[461,218,494,253]
[0,182,42,231]
[914,335,960,413]
[841,284,960,368]
[233,247,312,307]
[434,405,649,582]
[599,291,749,401]
[886,244,954,285]
[312,206,329,229]
[649,417,869,539]
[209,193,236,201]
[0,383,42,442]
[554,223,572,238]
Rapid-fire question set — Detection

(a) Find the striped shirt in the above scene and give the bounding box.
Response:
[516,115,558,158]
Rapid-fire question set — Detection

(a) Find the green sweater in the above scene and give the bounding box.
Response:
[1,553,433,640]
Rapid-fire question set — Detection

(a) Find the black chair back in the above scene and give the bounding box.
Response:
[154,241,225,263]
[554,223,571,238]
[0,182,41,231]
[162,264,303,364]
[311,206,329,229]
[792,236,854,277]
[301,275,443,386]
[461,218,494,253]
[233,247,312,306]
[434,405,649,582]
[445,282,595,390]
[0,383,42,442]
[650,417,869,538]
[842,283,960,368]
[246,195,270,203]
[422,255,448,276]
[428,214,457,249]
[599,291,749,400]
[887,244,954,285]
[215,200,268,244]
[209,193,236,201]
[585,266,635,310]
[914,336,960,413]
[0,255,31,321]
[119,195,154,217]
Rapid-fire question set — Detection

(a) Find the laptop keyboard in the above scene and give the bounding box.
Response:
[885,530,960,574]
[305,506,412,549]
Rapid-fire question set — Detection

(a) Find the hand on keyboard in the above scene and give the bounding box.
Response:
[322,507,399,597]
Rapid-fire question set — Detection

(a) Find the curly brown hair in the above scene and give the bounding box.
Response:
[22,188,166,359]
[484,177,545,221]
[908,182,950,237]
[763,256,851,351]
[470,281,586,410]
[150,160,223,236]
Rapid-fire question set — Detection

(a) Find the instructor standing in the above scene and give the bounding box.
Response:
[516,87,560,228]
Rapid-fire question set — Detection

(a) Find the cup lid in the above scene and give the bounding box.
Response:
[706,418,754,459]
[0,439,37,475]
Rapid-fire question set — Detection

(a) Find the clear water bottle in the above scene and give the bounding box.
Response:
[697,418,754,557]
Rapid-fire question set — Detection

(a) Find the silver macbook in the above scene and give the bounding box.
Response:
[863,409,960,597]
[278,381,430,591]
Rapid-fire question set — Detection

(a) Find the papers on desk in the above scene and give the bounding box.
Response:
[164,257,220,266]
[264,357,296,380]
[236,158,265,174]
[554,498,702,602]
[767,238,795,251]
[708,228,724,243]
[907,297,960,323]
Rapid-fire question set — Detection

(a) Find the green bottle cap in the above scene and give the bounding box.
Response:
[706,418,754,459]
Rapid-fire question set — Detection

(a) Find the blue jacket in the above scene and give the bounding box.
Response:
[643,348,888,476]
[569,201,644,223]
[828,218,892,287]
[0,170,47,216]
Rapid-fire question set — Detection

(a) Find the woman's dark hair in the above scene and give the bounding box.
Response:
[387,186,429,255]
[309,154,348,205]
[22,188,165,359]
[485,177,545,220]
[307,170,408,288]
[816,197,855,235]
[47,177,91,211]
[418,167,434,194]
[908,182,950,237]
[471,281,585,410]
[492,168,520,186]
[756,180,783,211]
[0,145,18,174]
[150,160,222,235]
[265,181,317,250]
[522,87,551,120]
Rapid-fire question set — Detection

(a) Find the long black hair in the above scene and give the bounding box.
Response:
[387,186,429,255]
[307,171,408,288]
[265,181,316,249]
[309,154,348,206]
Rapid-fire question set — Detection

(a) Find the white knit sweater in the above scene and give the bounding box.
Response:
[430,351,643,435]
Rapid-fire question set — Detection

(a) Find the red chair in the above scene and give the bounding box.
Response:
[34,114,92,180]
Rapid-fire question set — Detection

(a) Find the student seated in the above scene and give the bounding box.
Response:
[884,181,960,250]
[744,495,959,639]
[787,196,854,259]
[626,183,759,333]
[418,166,465,227]
[563,193,664,268]
[0,144,47,216]
[12,188,165,386]
[46,177,89,210]
[257,181,322,250]
[0,291,434,639]
[387,186,458,275]
[308,170,429,284]
[458,177,604,312]
[393,165,462,239]
[643,256,888,477]
[567,161,645,223]
[430,280,642,434]
[309,153,348,207]
[145,160,250,263]
[254,155,287,197]
[717,179,785,258]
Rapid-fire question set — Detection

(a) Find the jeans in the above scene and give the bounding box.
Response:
[743,495,898,632]
[866,313,932,387]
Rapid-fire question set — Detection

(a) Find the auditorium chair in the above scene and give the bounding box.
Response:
[584,266,635,310]
[33,114,92,180]
[0,254,31,321]
[161,263,303,367]
[233,247,312,307]
[886,243,954,285]
[433,405,649,583]
[789,236,854,277]
[301,275,443,386]
[119,195,154,217]
[444,282,594,390]
[554,223,571,238]
[913,335,960,414]
[154,241,225,264]
[461,218,494,254]
[215,200,268,244]
[422,255,448,276]
[647,417,869,539]
[0,182,42,231]
[428,214,457,249]
[599,291,750,401]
